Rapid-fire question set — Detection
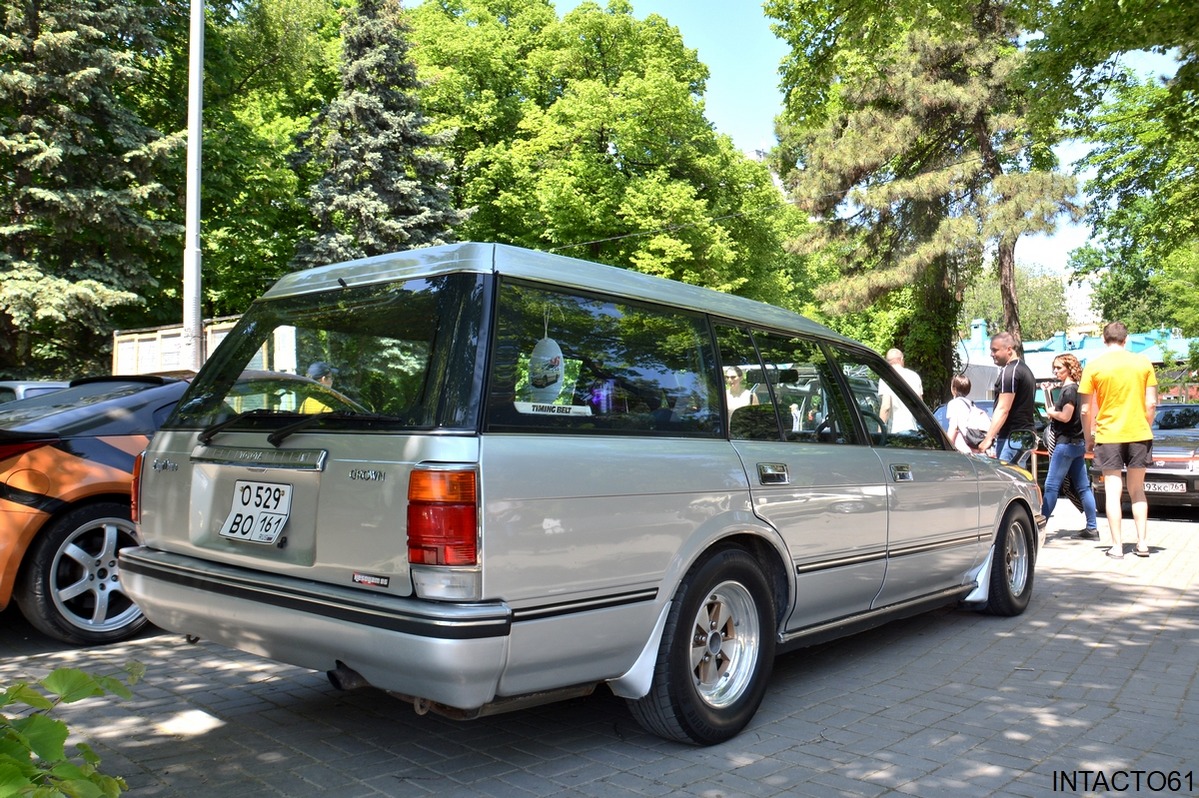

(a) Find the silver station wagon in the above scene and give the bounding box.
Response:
[123,242,1046,745]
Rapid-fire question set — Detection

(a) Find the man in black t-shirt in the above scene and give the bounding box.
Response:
[979,331,1037,462]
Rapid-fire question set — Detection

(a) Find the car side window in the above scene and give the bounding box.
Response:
[834,350,943,450]
[713,325,772,439]
[1156,405,1199,430]
[485,280,720,436]
[750,332,860,445]
[713,326,861,445]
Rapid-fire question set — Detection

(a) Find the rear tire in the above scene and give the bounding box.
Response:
[15,502,148,645]
[627,547,776,745]
[984,506,1035,617]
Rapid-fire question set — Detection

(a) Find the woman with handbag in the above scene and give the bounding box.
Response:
[1042,354,1100,539]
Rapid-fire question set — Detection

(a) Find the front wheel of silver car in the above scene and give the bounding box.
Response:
[15,502,148,645]
[984,505,1035,617]
[627,546,776,745]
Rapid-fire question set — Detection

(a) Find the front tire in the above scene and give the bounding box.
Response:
[984,506,1035,616]
[15,502,148,645]
[627,547,776,745]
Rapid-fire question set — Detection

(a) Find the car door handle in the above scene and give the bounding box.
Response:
[890,463,914,482]
[757,462,790,485]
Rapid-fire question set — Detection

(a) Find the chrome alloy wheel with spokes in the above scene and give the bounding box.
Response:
[689,580,762,709]
[627,546,777,745]
[16,502,148,644]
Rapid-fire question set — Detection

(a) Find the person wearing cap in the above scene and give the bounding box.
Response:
[300,361,338,413]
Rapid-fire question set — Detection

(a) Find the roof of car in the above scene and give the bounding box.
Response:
[261,242,862,350]
[0,377,189,436]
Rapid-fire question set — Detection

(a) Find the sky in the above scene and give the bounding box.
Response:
[550,2,1178,280]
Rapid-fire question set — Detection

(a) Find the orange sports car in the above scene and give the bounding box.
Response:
[0,376,189,644]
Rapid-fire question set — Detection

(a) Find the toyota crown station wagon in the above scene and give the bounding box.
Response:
[122,242,1046,745]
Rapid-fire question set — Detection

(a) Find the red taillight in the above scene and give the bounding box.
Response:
[0,439,54,463]
[131,451,146,524]
[407,469,478,566]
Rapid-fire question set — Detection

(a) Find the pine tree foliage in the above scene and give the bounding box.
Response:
[767,0,1080,397]
[0,0,179,375]
[291,0,461,268]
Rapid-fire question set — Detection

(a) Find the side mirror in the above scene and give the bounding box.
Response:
[1007,429,1037,452]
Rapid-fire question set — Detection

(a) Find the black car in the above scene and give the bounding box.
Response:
[1091,403,1199,509]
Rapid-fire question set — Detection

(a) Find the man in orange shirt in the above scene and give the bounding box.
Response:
[1079,322,1157,559]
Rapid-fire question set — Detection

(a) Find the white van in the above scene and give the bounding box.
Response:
[123,242,1046,745]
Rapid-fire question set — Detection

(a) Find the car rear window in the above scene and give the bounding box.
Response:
[1155,405,1199,430]
[165,274,487,433]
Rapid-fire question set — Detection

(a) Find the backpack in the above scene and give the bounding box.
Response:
[961,400,991,449]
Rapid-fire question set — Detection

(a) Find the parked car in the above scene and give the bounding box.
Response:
[123,242,1047,745]
[0,376,188,644]
[1091,403,1199,509]
[0,371,352,645]
[0,380,69,404]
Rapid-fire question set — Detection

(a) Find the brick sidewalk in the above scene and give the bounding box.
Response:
[3,507,1196,797]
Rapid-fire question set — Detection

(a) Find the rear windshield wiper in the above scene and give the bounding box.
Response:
[266,410,403,447]
[197,408,279,446]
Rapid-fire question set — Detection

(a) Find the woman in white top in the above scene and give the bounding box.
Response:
[945,374,977,454]
[724,366,759,414]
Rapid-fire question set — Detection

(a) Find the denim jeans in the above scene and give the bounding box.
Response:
[995,435,1019,464]
[1041,440,1099,528]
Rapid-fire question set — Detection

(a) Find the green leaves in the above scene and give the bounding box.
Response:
[0,663,142,797]
[291,0,460,268]
[409,0,810,312]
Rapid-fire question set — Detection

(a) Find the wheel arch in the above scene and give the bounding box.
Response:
[2,492,133,608]
[607,525,791,700]
[963,497,1039,609]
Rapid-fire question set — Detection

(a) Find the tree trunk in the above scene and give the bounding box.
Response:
[996,236,1022,348]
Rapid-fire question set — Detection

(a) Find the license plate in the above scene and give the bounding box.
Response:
[219,480,293,544]
[1143,481,1186,493]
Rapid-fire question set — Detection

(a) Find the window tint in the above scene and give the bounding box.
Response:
[485,281,720,436]
[167,274,485,432]
[752,333,859,444]
[1155,405,1199,430]
[715,327,860,444]
[834,351,943,450]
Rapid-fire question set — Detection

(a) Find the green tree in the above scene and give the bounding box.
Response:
[766,0,1079,399]
[0,0,180,376]
[409,0,815,311]
[1067,77,1199,337]
[292,0,461,267]
[129,0,344,323]
[1022,2,1197,340]
[960,263,1068,341]
[1023,0,1198,132]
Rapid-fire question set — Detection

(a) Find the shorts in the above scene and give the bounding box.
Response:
[1093,440,1154,472]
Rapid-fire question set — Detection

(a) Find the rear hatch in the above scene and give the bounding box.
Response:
[136,267,490,599]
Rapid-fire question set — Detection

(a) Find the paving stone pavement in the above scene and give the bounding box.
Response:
[3,505,1197,798]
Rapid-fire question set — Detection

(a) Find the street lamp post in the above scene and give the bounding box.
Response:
[181,0,204,372]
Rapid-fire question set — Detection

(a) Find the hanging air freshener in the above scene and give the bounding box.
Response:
[527,309,564,403]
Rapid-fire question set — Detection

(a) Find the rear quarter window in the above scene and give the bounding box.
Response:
[485,280,721,436]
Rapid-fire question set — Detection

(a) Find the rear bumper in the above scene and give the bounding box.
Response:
[120,547,512,709]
